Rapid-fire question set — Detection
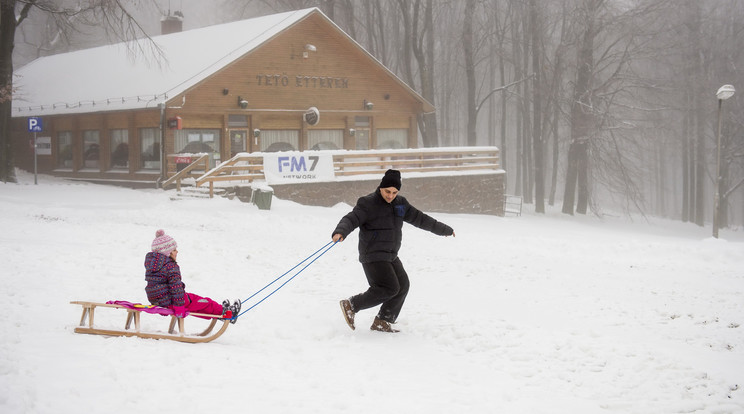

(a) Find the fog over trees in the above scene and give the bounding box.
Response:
[5,0,743,229]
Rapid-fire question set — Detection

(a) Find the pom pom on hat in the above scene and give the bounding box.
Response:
[379,169,401,190]
[151,229,177,256]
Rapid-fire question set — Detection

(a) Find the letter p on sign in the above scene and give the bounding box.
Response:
[28,117,43,132]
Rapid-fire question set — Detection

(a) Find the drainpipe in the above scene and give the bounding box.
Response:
[157,102,165,188]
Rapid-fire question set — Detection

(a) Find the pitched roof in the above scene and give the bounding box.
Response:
[12,7,433,118]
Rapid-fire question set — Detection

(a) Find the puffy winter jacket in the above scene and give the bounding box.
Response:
[144,251,185,307]
[332,189,453,263]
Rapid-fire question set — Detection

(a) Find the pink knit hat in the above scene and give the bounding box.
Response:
[151,229,177,255]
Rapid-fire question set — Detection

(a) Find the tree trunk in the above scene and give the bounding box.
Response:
[463,0,477,146]
[512,12,523,195]
[682,89,694,223]
[530,0,544,213]
[686,1,705,227]
[0,0,18,183]
[417,0,438,147]
[562,0,597,215]
[521,10,532,204]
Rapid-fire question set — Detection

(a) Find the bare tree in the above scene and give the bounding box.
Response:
[561,0,600,215]
[1,0,158,183]
[530,0,545,213]
[395,0,439,147]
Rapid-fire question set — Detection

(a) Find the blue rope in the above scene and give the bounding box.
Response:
[236,240,337,318]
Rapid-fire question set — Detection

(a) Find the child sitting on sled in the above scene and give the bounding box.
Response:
[145,229,240,322]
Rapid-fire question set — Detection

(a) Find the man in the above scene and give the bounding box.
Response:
[332,169,455,333]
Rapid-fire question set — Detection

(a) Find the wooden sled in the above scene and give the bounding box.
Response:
[70,301,231,343]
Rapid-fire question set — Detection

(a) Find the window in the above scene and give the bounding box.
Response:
[228,114,248,127]
[308,130,342,150]
[261,130,299,152]
[82,130,100,169]
[140,128,160,170]
[110,129,129,170]
[175,129,221,167]
[377,129,407,149]
[57,131,73,169]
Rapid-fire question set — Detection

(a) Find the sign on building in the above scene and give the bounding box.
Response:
[28,117,43,132]
[36,137,52,155]
[263,152,334,184]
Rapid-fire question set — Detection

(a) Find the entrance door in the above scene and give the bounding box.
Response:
[354,129,370,150]
[230,130,247,157]
[354,116,371,150]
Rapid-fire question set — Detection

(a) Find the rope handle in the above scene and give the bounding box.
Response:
[236,240,337,318]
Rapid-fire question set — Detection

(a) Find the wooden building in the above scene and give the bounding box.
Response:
[11,8,433,184]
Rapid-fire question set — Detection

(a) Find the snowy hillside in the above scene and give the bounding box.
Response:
[1,170,742,413]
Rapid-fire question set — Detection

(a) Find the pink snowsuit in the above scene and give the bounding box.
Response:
[184,292,224,315]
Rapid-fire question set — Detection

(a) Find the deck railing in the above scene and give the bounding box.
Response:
[161,153,210,191]
[166,147,500,198]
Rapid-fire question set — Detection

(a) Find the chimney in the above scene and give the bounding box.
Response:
[161,10,184,35]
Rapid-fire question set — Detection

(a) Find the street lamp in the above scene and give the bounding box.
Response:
[713,84,735,238]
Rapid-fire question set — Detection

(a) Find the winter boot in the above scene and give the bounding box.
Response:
[221,299,233,319]
[370,316,399,333]
[229,300,241,324]
[339,299,355,330]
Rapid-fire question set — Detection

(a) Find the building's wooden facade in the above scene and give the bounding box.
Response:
[11,9,433,184]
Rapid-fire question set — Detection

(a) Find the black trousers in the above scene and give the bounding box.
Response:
[350,257,410,323]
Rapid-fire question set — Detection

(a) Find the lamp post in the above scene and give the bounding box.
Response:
[713,84,735,238]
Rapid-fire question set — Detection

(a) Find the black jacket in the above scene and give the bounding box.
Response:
[332,189,453,263]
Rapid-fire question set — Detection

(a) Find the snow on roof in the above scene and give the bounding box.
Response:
[12,8,318,117]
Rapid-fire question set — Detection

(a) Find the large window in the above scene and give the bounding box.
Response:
[57,131,73,169]
[261,130,299,152]
[82,130,100,169]
[110,129,129,170]
[175,129,221,167]
[308,130,342,150]
[140,128,160,170]
[377,129,407,149]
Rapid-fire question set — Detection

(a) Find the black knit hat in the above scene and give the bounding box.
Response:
[379,169,401,190]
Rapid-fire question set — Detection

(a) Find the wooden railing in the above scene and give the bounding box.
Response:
[161,153,209,191]
[167,147,500,198]
[194,153,264,197]
[331,147,500,176]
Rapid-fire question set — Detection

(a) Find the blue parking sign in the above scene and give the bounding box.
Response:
[28,117,42,132]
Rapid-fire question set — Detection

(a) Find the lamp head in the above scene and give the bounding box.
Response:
[716,84,735,100]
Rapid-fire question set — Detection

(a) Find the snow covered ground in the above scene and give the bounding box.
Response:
[1,170,743,413]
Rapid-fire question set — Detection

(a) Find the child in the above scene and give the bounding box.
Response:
[144,229,240,322]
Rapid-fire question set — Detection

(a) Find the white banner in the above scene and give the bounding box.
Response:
[263,152,335,184]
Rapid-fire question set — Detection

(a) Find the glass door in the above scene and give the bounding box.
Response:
[230,130,247,157]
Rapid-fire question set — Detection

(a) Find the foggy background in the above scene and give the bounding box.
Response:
[10,0,744,229]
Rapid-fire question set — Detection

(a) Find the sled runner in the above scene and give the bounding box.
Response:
[70,300,232,343]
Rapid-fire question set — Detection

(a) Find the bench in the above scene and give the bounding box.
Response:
[504,194,523,216]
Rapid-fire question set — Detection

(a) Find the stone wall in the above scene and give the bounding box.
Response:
[266,172,505,216]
